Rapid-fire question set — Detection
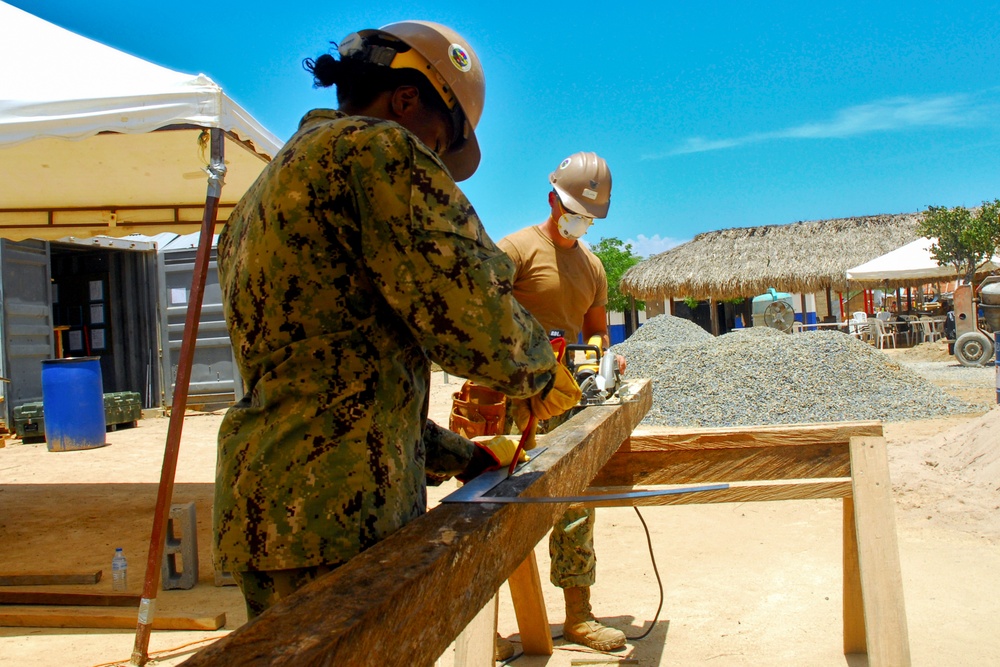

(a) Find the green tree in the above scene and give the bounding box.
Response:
[918,200,1000,287]
[591,237,644,312]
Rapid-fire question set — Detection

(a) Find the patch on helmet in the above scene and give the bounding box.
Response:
[449,44,472,72]
[559,158,572,170]
[582,188,598,200]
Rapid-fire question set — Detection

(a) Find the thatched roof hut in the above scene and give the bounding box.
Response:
[620,212,923,301]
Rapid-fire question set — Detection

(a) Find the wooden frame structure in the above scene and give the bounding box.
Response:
[182,389,909,666]
[181,380,653,667]
[579,421,910,665]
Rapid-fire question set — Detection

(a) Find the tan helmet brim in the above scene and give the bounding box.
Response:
[551,182,611,219]
[441,129,481,182]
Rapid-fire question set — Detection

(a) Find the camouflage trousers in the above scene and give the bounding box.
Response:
[550,504,597,589]
[232,564,336,620]
[510,408,597,590]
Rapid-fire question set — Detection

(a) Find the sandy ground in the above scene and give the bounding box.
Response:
[0,341,998,666]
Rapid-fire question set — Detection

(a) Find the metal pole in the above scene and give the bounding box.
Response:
[130,128,226,666]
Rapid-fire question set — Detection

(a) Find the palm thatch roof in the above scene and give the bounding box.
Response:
[620,212,923,301]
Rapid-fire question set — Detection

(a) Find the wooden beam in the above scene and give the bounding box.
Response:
[0,607,225,630]
[849,436,911,666]
[0,571,102,586]
[590,444,851,486]
[182,380,652,667]
[627,421,882,451]
[583,479,853,507]
[0,591,140,607]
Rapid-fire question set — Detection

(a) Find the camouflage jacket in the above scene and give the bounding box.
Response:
[214,110,556,572]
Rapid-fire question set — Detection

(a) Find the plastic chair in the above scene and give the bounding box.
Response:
[918,317,942,343]
[891,317,912,347]
[849,311,869,339]
[870,317,896,349]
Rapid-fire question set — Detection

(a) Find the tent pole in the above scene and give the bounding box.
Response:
[130,128,227,666]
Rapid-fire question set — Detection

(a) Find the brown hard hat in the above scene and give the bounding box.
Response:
[346,21,486,181]
[549,152,612,218]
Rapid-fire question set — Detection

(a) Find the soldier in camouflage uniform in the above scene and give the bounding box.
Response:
[214,21,580,620]
[498,152,628,651]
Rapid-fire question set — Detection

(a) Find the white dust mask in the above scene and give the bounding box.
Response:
[557,213,593,240]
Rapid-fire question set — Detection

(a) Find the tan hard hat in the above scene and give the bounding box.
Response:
[347,21,485,181]
[549,152,612,218]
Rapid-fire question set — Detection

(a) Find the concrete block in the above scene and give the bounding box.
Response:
[161,502,198,590]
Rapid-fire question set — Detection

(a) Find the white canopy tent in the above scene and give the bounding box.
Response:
[845,237,1000,288]
[0,1,282,240]
[0,6,284,659]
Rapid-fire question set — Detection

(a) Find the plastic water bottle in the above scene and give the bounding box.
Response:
[111,548,128,592]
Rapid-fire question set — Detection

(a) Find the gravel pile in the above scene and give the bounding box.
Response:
[611,315,981,428]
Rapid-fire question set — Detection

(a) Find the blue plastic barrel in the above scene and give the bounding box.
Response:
[41,357,107,452]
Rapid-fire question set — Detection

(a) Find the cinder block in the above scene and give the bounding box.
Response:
[161,502,199,590]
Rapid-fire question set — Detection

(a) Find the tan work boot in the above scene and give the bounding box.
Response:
[562,586,626,651]
[495,632,514,661]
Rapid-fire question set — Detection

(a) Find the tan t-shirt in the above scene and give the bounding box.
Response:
[498,225,607,343]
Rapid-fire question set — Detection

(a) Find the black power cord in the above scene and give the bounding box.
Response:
[624,506,663,641]
[501,505,664,663]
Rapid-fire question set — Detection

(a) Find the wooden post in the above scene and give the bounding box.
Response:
[508,552,553,655]
[708,297,719,336]
[848,436,911,666]
[842,497,865,653]
[130,128,226,667]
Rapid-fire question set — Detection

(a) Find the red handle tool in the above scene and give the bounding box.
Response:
[508,337,567,477]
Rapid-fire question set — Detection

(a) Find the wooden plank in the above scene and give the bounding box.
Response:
[582,479,853,507]
[849,436,911,666]
[0,607,225,630]
[0,591,140,607]
[628,421,882,451]
[842,497,866,654]
[591,444,851,487]
[0,571,102,586]
[182,380,652,667]
[508,551,553,655]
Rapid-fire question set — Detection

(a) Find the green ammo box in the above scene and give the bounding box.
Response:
[13,402,46,441]
[104,391,141,429]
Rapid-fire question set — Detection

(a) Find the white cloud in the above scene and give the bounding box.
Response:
[644,93,993,159]
[626,233,687,258]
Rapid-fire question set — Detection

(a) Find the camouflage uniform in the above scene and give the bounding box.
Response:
[214,109,556,611]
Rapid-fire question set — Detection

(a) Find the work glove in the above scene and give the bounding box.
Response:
[509,362,582,449]
[531,362,582,421]
[456,435,530,482]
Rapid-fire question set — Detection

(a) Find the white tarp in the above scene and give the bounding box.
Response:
[0,2,282,239]
[846,237,1000,285]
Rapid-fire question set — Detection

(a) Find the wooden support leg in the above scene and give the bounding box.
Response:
[849,436,912,666]
[508,551,553,655]
[842,497,865,653]
[451,593,498,667]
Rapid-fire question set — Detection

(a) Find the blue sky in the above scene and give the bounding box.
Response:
[9,1,1000,258]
